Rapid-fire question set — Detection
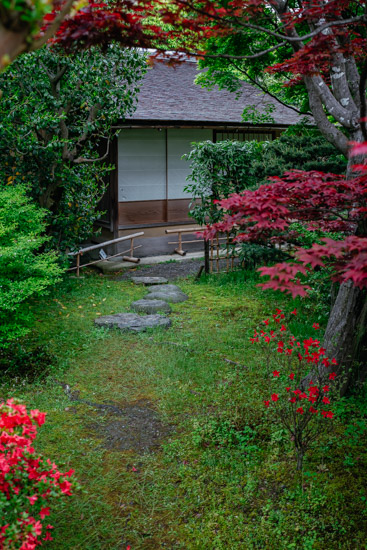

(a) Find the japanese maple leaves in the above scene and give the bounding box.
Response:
[253,309,336,469]
[205,167,367,297]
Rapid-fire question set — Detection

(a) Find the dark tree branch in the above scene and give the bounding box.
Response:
[227,59,312,117]
[73,138,111,164]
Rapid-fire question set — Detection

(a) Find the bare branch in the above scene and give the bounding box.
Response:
[73,138,111,164]
[228,60,312,117]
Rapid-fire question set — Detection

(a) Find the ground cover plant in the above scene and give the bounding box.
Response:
[0,268,365,549]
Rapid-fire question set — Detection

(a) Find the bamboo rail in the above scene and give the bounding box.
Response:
[67,232,144,276]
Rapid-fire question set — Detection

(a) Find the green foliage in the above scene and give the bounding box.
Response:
[183,139,264,225]
[184,128,347,228]
[0,45,146,250]
[2,270,366,548]
[242,103,275,124]
[0,186,62,348]
[253,126,347,178]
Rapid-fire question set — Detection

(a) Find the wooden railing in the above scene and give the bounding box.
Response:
[165,227,203,256]
[68,232,144,276]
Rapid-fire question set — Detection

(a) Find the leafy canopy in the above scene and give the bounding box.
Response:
[0,45,146,250]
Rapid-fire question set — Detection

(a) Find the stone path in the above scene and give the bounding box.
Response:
[94,277,188,332]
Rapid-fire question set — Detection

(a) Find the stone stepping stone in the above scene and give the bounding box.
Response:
[147,284,181,293]
[131,299,172,314]
[95,313,171,332]
[147,290,188,303]
[131,276,168,285]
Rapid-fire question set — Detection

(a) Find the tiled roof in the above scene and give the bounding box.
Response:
[127,61,306,126]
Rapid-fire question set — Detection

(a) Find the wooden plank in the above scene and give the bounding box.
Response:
[167,198,192,222]
[118,200,166,225]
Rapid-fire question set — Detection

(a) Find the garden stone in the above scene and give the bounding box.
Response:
[147,284,182,293]
[147,290,188,303]
[131,276,168,285]
[94,313,171,332]
[131,299,172,314]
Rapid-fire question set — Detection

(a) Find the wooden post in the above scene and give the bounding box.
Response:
[204,239,210,274]
[216,234,220,273]
[210,238,213,273]
[76,253,80,277]
[226,233,229,273]
[174,231,186,256]
[130,238,134,258]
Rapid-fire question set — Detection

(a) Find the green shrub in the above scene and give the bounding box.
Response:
[0,186,62,347]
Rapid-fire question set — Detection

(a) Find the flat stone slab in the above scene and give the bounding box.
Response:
[94,260,126,274]
[147,290,189,303]
[147,284,182,293]
[95,313,171,332]
[131,276,168,285]
[131,299,172,314]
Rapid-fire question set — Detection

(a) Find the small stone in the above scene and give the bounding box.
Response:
[131,299,171,314]
[147,284,181,293]
[94,313,171,332]
[147,290,188,303]
[131,276,168,285]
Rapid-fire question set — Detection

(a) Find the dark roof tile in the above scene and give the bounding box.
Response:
[127,61,307,126]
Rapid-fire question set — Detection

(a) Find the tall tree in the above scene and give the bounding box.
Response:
[154,0,367,391]
[0,45,146,250]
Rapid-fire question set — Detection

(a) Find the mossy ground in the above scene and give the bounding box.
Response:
[2,269,367,549]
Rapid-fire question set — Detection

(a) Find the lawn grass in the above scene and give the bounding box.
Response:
[2,268,367,549]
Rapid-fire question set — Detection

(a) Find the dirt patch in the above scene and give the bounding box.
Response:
[117,258,203,281]
[87,399,172,452]
[116,257,241,281]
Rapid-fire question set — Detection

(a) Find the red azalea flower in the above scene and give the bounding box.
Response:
[296,407,304,414]
[264,400,270,407]
[272,370,280,377]
[264,319,270,325]
[286,387,291,392]
[280,324,286,331]
[322,397,330,404]
[289,373,295,380]
[271,393,279,402]
[329,372,337,380]
[290,397,297,403]
[312,323,320,329]
[323,385,330,392]
[309,406,318,414]
[332,358,338,365]
[291,309,297,315]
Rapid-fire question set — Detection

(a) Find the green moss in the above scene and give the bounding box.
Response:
[1,269,366,549]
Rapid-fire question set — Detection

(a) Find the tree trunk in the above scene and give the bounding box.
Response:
[303,148,367,395]
[319,282,367,395]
